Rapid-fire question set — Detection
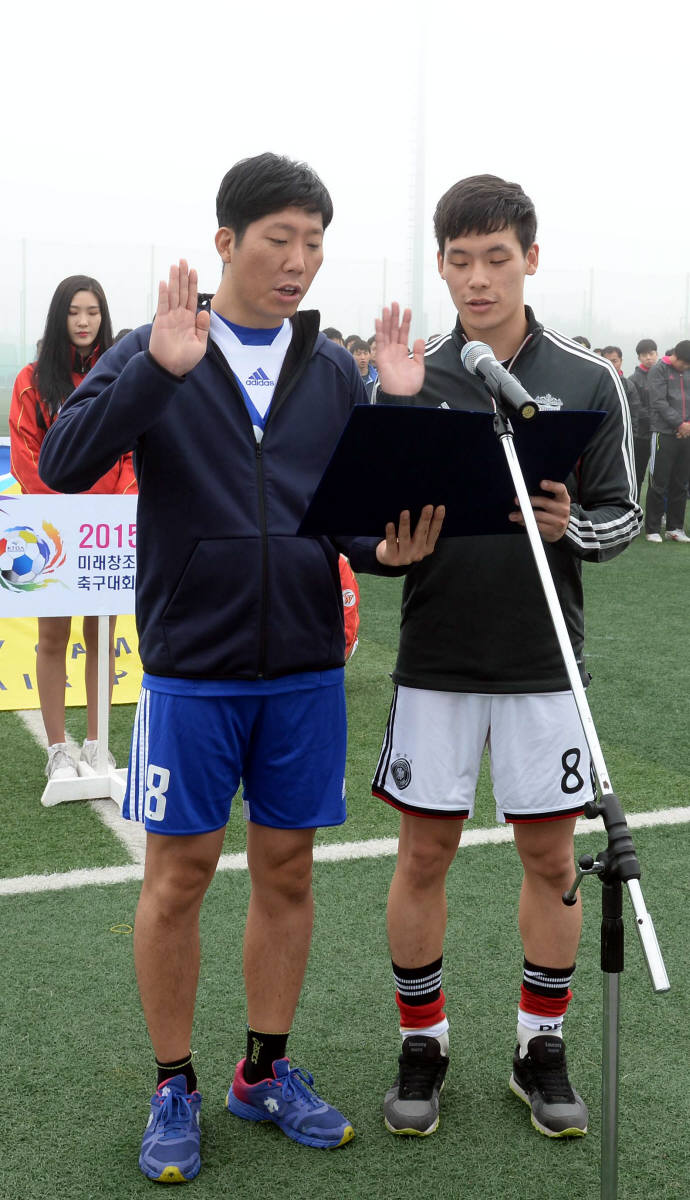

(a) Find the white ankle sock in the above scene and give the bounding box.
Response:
[401,1023,449,1055]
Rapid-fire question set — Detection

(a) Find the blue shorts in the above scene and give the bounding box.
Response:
[123,681,347,835]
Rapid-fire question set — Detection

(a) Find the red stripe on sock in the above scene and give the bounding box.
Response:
[396,989,446,1029]
[520,985,572,1017]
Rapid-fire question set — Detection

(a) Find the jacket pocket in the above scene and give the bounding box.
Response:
[263,535,345,675]
[161,537,263,676]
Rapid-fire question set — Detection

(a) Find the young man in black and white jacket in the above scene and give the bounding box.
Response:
[371,174,641,1142]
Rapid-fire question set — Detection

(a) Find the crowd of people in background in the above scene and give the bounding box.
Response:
[572,335,690,543]
[322,328,378,397]
[325,326,690,545]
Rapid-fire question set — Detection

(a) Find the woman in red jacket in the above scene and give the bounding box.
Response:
[10,275,137,781]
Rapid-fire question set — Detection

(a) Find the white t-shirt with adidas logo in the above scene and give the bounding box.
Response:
[209,311,292,441]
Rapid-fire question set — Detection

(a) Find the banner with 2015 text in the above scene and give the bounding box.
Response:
[0,495,142,709]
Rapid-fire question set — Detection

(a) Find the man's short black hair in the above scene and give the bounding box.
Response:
[635,338,657,355]
[367,334,376,346]
[602,345,622,358]
[572,335,591,349]
[433,174,537,255]
[216,153,333,244]
[349,338,370,353]
[673,339,690,362]
[322,327,343,341]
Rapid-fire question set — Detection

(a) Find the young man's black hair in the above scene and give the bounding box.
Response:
[433,173,537,255]
[602,345,623,358]
[635,338,657,356]
[674,340,690,362]
[216,152,333,244]
[572,335,591,349]
[349,337,370,354]
[322,327,343,342]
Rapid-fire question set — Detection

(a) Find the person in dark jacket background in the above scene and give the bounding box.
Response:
[627,337,657,498]
[644,340,690,542]
[39,153,444,1183]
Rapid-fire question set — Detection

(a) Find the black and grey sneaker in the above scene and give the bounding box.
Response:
[509,1035,588,1137]
[383,1035,449,1136]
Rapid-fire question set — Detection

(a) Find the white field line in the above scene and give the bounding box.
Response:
[1,806,689,898]
[16,708,146,863]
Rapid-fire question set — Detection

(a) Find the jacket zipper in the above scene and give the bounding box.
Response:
[254,438,269,677]
[207,341,270,676]
[206,319,319,677]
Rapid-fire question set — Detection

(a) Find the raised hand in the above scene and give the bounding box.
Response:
[375,302,426,396]
[149,260,211,378]
[375,504,445,566]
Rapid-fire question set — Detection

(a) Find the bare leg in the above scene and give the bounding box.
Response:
[36,616,72,744]
[83,615,116,741]
[513,818,581,967]
[243,823,316,1031]
[387,813,464,966]
[134,828,226,1062]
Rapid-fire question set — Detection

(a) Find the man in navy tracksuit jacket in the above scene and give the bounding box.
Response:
[39,153,443,1183]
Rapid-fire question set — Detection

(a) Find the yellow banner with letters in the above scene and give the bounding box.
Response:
[0,614,142,709]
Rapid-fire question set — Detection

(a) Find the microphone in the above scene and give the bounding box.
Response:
[461,341,539,420]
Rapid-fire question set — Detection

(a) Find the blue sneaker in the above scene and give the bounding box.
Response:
[226,1057,354,1149]
[139,1074,202,1183]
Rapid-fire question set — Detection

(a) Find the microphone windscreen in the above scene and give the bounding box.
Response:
[460,340,492,375]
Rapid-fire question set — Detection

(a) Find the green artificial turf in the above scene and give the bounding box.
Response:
[2,824,687,1199]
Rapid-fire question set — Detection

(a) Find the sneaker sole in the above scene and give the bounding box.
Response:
[384,1114,440,1136]
[383,1073,445,1137]
[226,1089,354,1149]
[509,1073,587,1138]
[139,1157,200,1183]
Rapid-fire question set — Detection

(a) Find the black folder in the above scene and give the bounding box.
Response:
[298,405,606,538]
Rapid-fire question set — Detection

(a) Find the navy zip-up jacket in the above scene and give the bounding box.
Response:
[39,309,397,680]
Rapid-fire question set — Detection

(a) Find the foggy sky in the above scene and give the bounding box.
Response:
[3,0,688,368]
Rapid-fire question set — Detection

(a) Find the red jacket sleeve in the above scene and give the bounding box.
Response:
[9,365,59,494]
[115,452,138,494]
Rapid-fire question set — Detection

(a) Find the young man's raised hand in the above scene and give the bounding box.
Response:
[375,302,426,396]
[149,260,211,378]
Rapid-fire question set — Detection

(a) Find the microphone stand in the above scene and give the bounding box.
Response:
[488,397,669,1200]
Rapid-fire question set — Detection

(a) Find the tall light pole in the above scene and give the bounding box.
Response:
[409,32,427,344]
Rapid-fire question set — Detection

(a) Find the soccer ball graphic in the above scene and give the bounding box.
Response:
[0,526,51,585]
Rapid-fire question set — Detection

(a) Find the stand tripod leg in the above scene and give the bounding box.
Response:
[602,972,620,1200]
[600,878,623,1200]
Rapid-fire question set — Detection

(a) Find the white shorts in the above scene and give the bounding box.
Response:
[372,686,595,823]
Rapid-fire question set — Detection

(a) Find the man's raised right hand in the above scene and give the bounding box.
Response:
[149,259,211,378]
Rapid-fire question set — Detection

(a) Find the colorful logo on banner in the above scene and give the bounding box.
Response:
[0,521,65,593]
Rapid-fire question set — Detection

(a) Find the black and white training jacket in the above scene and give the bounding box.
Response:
[373,307,642,694]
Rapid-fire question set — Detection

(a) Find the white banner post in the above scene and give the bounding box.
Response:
[0,495,138,808]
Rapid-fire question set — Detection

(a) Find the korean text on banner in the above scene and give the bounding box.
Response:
[0,495,138,618]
